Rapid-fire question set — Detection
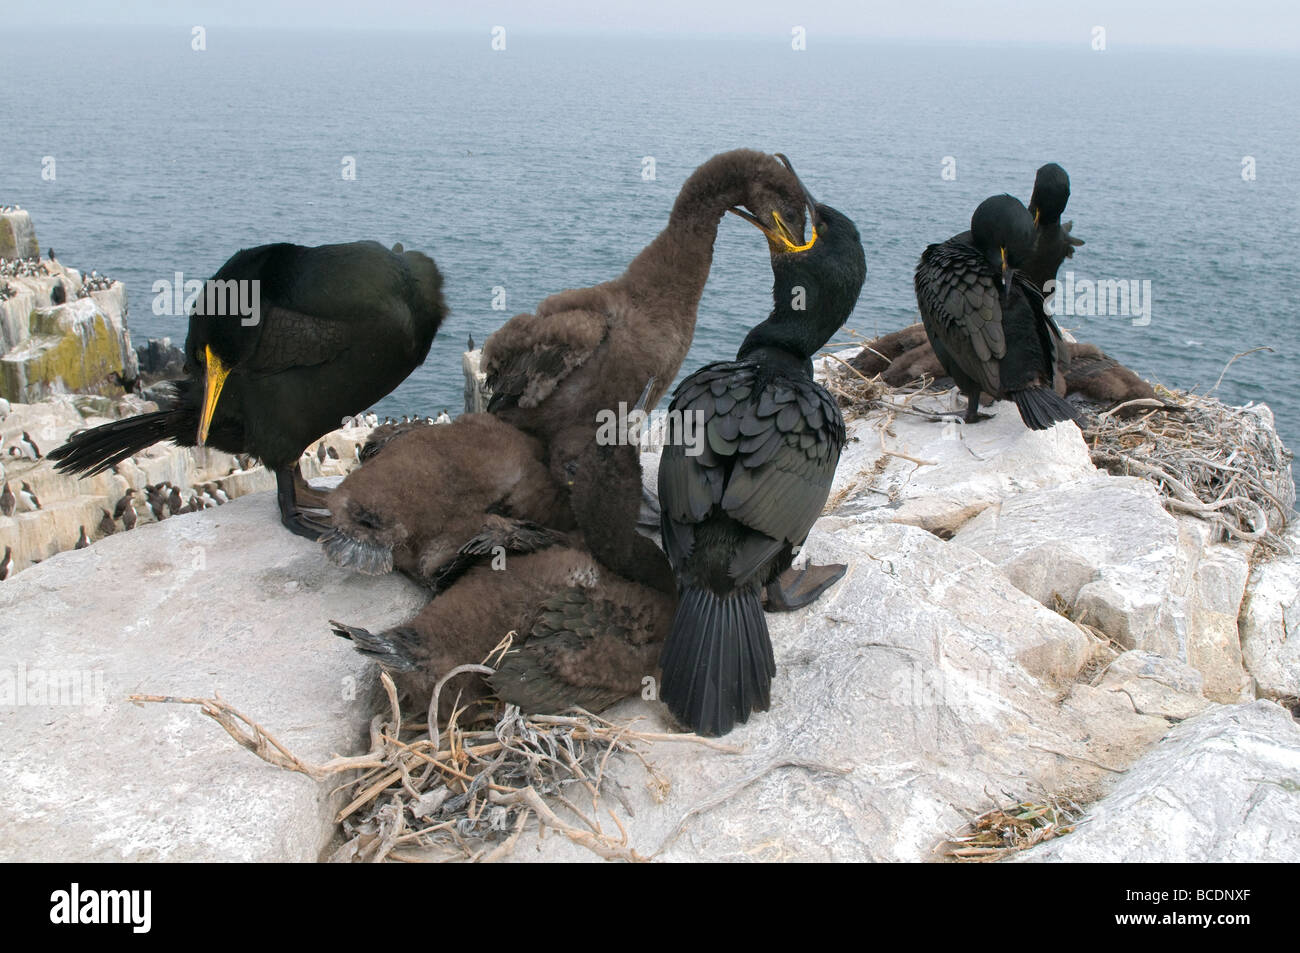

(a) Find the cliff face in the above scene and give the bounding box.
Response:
[1,210,138,404]
[0,209,39,259]
[0,392,369,578]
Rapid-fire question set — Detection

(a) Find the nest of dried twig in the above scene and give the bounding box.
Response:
[130,639,735,863]
[1080,388,1294,556]
[819,343,1296,557]
[940,796,1086,861]
[820,352,887,421]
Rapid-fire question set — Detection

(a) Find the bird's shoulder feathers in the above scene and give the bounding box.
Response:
[482,288,614,410]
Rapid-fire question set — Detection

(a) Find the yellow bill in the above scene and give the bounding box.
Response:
[197,345,229,447]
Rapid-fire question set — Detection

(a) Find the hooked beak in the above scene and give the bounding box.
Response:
[197,344,229,447]
[727,153,819,254]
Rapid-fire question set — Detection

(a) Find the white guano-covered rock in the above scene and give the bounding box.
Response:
[1240,527,1300,699]
[951,476,1253,702]
[494,520,1178,863]
[1018,700,1300,862]
[0,489,427,862]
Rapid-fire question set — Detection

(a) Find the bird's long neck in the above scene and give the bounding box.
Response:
[619,168,749,309]
[736,289,823,373]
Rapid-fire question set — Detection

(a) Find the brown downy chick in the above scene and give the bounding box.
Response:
[331,546,675,723]
[322,413,573,589]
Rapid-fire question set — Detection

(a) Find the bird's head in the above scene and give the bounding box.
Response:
[726,153,814,255]
[185,282,260,447]
[971,193,1036,308]
[322,478,402,577]
[729,154,814,255]
[734,157,867,360]
[1028,162,1071,226]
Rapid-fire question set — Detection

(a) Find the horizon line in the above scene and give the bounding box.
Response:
[2,23,1297,55]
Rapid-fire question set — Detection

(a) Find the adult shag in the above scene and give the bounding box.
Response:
[1023,162,1084,293]
[482,149,809,587]
[656,158,867,737]
[916,194,1077,430]
[48,241,446,537]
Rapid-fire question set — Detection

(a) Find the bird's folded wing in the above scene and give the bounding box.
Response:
[658,363,845,586]
[720,379,844,582]
[487,585,660,711]
[244,305,358,375]
[915,241,1007,395]
[482,302,610,411]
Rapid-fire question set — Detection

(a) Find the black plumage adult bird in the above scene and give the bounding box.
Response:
[48,241,446,537]
[1023,162,1084,293]
[916,194,1077,430]
[656,159,867,737]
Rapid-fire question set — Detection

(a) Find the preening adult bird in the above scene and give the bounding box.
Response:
[656,158,867,737]
[1023,162,1084,293]
[915,194,1077,430]
[482,149,810,586]
[48,241,446,537]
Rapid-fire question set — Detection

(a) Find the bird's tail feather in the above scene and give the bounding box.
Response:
[1011,386,1078,431]
[658,584,774,737]
[48,409,195,476]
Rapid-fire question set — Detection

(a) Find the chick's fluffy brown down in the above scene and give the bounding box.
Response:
[324,414,572,586]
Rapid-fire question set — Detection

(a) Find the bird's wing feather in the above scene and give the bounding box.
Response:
[658,362,845,586]
[482,291,611,410]
[915,240,1006,395]
[487,586,661,712]
[243,305,359,375]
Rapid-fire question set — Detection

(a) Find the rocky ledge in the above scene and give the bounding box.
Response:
[1,356,1296,862]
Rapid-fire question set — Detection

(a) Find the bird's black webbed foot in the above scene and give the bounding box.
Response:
[282,508,332,540]
[962,392,994,424]
[292,469,331,510]
[277,466,331,540]
[763,563,847,612]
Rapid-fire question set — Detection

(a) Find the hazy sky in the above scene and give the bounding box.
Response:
[7,0,1300,51]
